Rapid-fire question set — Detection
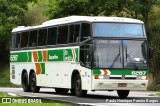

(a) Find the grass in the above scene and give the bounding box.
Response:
[0,93,77,106]
[149,93,160,97]
[0,66,20,87]
[1,103,74,106]
[0,93,10,97]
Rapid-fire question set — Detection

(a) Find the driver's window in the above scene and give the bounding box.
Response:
[81,23,91,41]
[80,41,92,68]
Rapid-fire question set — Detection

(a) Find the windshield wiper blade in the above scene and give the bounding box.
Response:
[79,36,91,46]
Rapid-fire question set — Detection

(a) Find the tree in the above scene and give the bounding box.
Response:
[46,0,117,19]
[47,0,85,19]
[24,0,48,26]
[147,6,160,87]
[46,0,159,87]
[46,0,156,23]
[0,0,35,66]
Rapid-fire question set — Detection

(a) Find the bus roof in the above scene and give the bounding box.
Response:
[12,16,144,33]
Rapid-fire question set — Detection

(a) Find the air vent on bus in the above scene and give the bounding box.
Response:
[11,65,15,79]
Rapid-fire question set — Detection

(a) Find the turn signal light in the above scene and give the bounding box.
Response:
[95,75,99,79]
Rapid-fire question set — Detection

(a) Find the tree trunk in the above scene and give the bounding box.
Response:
[148,73,155,86]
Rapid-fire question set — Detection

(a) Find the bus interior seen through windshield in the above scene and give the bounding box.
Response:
[80,23,148,70]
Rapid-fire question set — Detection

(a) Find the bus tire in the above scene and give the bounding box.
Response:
[29,72,40,93]
[74,74,87,97]
[117,90,129,98]
[22,72,30,92]
[55,88,69,94]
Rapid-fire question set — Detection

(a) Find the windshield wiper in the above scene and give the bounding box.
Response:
[125,47,138,70]
[110,46,121,68]
[79,36,91,46]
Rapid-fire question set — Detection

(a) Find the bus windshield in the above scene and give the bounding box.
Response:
[93,23,144,37]
[93,40,148,69]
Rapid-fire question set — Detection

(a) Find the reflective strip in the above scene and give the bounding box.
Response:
[35,63,41,75]
[33,51,38,62]
[42,50,47,62]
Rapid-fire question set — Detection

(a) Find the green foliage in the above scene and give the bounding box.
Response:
[46,0,156,21]
[24,0,48,26]
[47,0,85,19]
[0,0,35,65]
[0,66,19,87]
[147,6,160,87]
[46,0,119,19]
[148,82,160,91]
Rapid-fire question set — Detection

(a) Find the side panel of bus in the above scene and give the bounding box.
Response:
[10,46,92,90]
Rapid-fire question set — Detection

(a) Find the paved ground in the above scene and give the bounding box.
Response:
[0,88,160,106]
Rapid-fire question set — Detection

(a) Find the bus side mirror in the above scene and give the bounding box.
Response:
[148,47,153,59]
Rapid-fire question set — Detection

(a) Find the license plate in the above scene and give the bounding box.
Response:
[118,83,127,87]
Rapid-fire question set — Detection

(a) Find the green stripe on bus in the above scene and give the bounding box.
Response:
[27,52,32,62]
[41,63,45,74]
[48,49,63,61]
[38,51,43,62]
[10,48,79,62]
[93,69,100,75]
[75,48,79,61]
[10,52,30,62]
[93,69,149,75]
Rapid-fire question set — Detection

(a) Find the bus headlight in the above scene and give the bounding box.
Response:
[94,75,110,79]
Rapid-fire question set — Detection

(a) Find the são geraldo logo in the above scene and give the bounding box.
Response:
[10,55,18,61]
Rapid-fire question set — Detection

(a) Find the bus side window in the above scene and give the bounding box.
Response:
[11,34,16,49]
[15,33,21,49]
[57,25,68,44]
[81,23,91,41]
[47,27,57,45]
[29,30,38,47]
[38,29,47,46]
[68,24,80,43]
[21,32,29,48]
[80,41,92,68]
[69,25,74,43]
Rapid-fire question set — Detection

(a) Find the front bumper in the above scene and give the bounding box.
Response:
[92,79,148,90]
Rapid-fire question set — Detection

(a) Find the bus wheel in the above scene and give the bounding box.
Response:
[117,90,129,98]
[75,74,87,97]
[22,72,30,92]
[29,72,40,93]
[55,88,69,94]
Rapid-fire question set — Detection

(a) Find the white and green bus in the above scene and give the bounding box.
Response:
[10,16,149,98]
